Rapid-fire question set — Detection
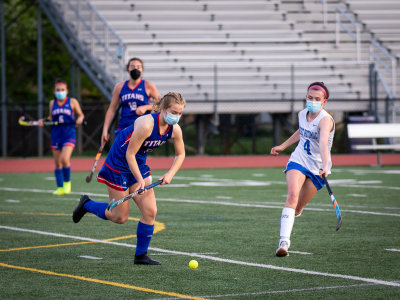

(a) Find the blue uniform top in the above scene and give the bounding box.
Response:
[117,79,150,130]
[105,113,173,173]
[51,97,75,141]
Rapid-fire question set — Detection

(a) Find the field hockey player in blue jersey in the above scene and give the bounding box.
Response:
[39,79,85,195]
[73,92,186,265]
[270,82,335,257]
[101,57,160,145]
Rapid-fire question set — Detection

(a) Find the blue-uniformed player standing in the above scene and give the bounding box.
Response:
[40,79,85,195]
[73,92,186,265]
[270,82,335,257]
[101,57,160,145]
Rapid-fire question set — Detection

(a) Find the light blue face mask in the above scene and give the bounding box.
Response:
[164,112,180,125]
[55,91,67,100]
[306,100,322,114]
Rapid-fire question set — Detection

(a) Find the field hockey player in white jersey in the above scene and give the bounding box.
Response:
[270,82,335,257]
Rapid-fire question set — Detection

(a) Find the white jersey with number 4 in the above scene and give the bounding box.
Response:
[289,108,335,175]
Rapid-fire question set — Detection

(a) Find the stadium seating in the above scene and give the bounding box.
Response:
[343,0,400,56]
[81,0,398,114]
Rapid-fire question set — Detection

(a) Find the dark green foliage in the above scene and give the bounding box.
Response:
[3,0,103,105]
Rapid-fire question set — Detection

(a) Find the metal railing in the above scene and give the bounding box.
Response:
[51,0,126,81]
[335,6,361,62]
[370,40,398,123]
[335,4,398,121]
[370,39,397,99]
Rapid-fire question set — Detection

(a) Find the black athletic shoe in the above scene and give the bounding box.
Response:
[134,254,161,265]
[72,195,90,223]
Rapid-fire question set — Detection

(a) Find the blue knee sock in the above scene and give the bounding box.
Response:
[83,200,108,220]
[54,169,63,188]
[135,222,154,256]
[62,166,71,182]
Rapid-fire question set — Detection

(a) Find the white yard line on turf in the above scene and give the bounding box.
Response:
[334,169,400,175]
[289,250,312,255]
[151,283,376,299]
[174,176,286,186]
[79,255,102,260]
[1,225,400,288]
[204,283,376,299]
[341,184,400,191]
[0,187,399,217]
[0,187,107,199]
[247,201,397,210]
[340,209,400,217]
[347,194,367,197]
[156,198,400,217]
[385,248,400,252]
[151,252,218,256]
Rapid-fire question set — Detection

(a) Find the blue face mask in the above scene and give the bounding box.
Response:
[55,91,67,100]
[163,112,180,125]
[306,100,322,114]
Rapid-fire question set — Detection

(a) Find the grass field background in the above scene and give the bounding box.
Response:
[1,166,400,299]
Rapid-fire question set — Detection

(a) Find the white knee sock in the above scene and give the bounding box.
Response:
[279,207,295,245]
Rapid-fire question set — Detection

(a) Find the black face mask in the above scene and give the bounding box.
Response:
[130,69,141,80]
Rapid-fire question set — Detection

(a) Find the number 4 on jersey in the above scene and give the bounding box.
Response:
[304,139,311,155]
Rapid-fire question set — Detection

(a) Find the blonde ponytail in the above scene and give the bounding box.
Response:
[153,92,186,112]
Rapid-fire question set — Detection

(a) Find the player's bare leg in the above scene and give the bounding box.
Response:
[105,187,130,224]
[295,178,317,217]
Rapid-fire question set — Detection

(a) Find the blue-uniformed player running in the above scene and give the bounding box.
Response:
[270,82,335,257]
[39,79,84,195]
[73,92,186,265]
[101,57,160,144]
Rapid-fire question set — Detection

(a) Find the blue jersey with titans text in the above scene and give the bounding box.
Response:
[51,97,75,142]
[105,113,173,173]
[117,79,150,130]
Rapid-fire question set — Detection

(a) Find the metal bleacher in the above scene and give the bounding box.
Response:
[343,0,400,53]
[47,0,399,116]
[84,0,370,114]
[342,0,400,84]
[340,0,400,122]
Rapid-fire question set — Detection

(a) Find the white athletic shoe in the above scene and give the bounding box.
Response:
[295,211,302,217]
[276,240,289,257]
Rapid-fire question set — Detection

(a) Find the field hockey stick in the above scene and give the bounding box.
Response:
[19,116,75,126]
[85,103,122,183]
[107,180,163,211]
[85,143,105,183]
[18,116,86,127]
[322,174,342,231]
